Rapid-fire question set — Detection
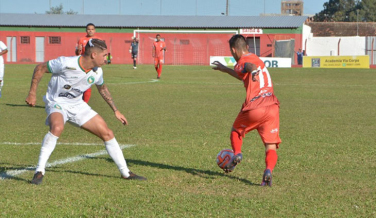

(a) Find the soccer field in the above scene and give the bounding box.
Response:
[0,64,375,217]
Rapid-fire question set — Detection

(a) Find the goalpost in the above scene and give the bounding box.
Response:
[132,29,239,65]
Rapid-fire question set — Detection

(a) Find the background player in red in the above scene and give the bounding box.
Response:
[152,34,166,79]
[212,34,281,187]
[75,23,101,103]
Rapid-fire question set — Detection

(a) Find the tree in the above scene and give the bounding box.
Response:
[313,0,360,22]
[312,0,376,22]
[45,4,78,15]
[360,0,376,21]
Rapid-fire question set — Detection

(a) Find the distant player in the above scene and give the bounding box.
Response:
[212,34,281,187]
[296,48,303,65]
[0,40,8,98]
[26,39,146,185]
[152,34,166,79]
[75,23,101,103]
[129,37,139,69]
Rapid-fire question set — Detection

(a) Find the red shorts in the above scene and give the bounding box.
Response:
[154,58,163,66]
[232,104,281,147]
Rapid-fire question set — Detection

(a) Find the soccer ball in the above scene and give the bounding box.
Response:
[216,149,234,169]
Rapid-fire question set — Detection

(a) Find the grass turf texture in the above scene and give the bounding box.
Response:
[0,64,375,217]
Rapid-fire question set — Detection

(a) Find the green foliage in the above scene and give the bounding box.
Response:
[45,3,78,15]
[0,64,375,217]
[313,0,376,22]
[314,0,360,22]
[361,0,376,21]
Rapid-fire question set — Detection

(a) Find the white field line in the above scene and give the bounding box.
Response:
[1,142,106,146]
[0,144,135,180]
[107,79,159,85]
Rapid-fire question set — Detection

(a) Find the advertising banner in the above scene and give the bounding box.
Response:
[239,28,263,34]
[303,56,369,68]
[209,56,291,68]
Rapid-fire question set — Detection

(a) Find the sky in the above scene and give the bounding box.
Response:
[0,0,327,16]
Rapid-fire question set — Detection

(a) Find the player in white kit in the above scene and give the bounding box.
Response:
[25,39,146,185]
[0,40,8,98]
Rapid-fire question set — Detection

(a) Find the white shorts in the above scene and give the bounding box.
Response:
[45,100,97,127]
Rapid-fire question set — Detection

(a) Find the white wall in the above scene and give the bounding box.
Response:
[302,24,312,52]
[306,36,365,56]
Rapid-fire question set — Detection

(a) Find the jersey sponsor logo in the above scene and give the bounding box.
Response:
[250,92,272,102]
[65,66,77,70]
[58,88,83,99]
[63,84,71,90]
[87,76,95,84]
[270,128,279,133]
[53,104,62,110]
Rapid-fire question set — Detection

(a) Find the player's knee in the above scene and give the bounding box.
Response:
[101,129,114,141]
[50,124,64,137]
[265,143,277,151]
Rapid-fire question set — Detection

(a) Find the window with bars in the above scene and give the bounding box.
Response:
[21,36,30,44]
[180,39,190,45]
[49,36,61,44]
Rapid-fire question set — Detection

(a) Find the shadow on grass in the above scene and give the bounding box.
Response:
[6,103,45,109]
[0,164,34,182]
[125,158,258,186]
[1,158,258,186]
[77,157,256,186]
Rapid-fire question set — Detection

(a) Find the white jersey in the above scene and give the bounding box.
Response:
[0,41,7,65]
[44,56,104,105]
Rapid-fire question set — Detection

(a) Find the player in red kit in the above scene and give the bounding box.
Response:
[75,23,101,103]
[152,34,166,79]
[212,35,281,187]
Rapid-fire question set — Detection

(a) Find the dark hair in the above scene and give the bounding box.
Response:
[86,23,95,29]
[229,34,247,51]
[84,38,107,55]
[156,34,160,37]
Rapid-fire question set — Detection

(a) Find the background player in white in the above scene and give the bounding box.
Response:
[0,40,8,98]
[25,39,146,185]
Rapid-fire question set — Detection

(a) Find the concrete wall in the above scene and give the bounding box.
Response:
[306,36,365,56]
[302,24,312,52]
[0,29,304,65]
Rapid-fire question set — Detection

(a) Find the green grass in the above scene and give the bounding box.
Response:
[0,64,375,217]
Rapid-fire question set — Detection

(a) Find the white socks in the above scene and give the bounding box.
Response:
[0,80,3,97]
[35,135,130,178]
[35,131,59,175]
[105,138,130,178]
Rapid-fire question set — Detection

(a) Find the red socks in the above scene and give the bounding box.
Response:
[265,149,278,172]
[157,65,163,77]
[230,131,278,172]
[230,131,243,155]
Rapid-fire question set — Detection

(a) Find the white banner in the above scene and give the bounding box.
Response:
[210,56,291,68]
[240,28,263,34]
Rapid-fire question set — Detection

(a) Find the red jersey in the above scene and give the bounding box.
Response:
[153,40,166,59]
[234,53,279,111]
[77,36,101,55]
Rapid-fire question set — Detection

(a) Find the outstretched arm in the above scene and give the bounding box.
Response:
[25,62,49,107]
[0,49,8,56]
[96,84,128,125]
[212,61,241,80]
